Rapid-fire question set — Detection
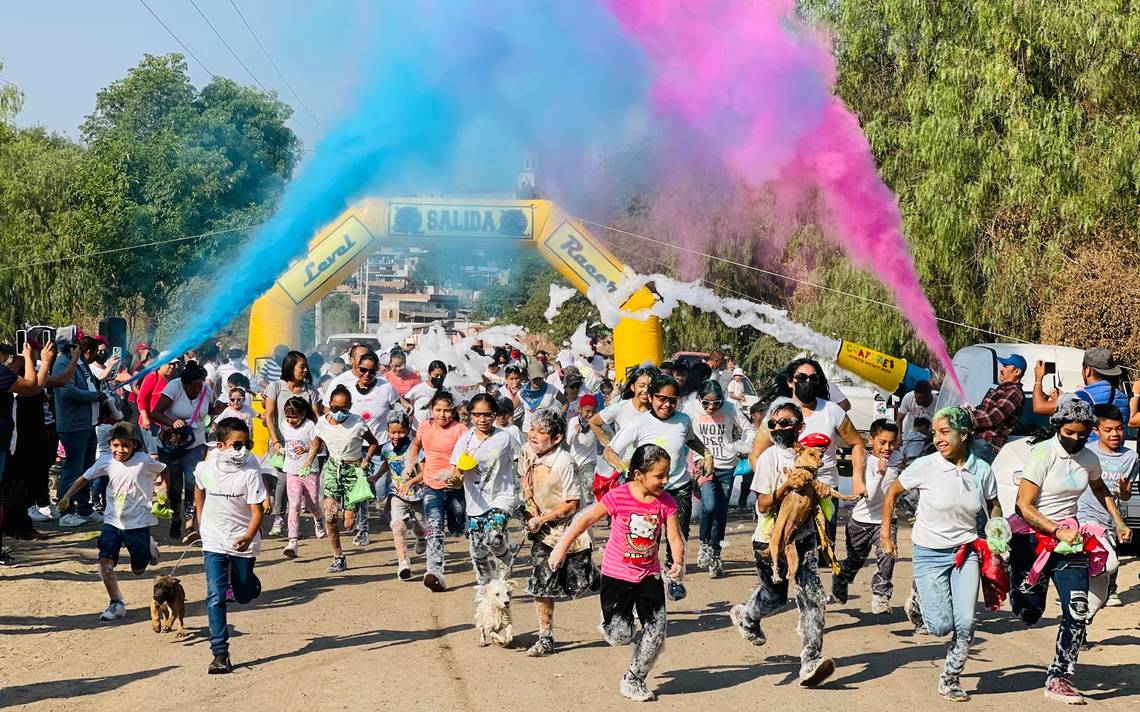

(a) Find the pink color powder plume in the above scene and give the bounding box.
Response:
[607,0,964,396]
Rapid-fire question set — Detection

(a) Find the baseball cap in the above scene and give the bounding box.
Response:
[997,354,1027,372]
[526,361,546,380]
[579,393,598,409]
[1082,347,1122,377]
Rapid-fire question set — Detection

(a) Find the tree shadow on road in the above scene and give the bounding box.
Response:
[0,666,177,709]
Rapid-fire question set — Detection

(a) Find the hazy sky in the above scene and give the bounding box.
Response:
[0,0,374,147]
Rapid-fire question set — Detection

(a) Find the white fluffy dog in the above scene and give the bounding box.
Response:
[474,579,514,648]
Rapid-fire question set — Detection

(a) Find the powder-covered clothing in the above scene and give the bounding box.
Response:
[600,483,677,583]
[420,420,467,489]
[404,381,438,426]
[449,427,518,516]
[315,413,370,462]
[899,452,997,549]
[278,419,316,476]
[683,400,747,471]
[519,444,590,553]
[348,381,399,442]
[608,411,696,490]
[1016,436,1102,521]
[82,452,166,530]
[1078,445,1138,527]
[194,457,267,558]
[383,438,424,502]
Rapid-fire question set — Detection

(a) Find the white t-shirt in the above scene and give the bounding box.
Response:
[1016,437,1102,521]
[83,452,166,530]
[566,416,599,469]
[405,381,438,426]
[501,422,523,452]
[316,413,370,462]
[900,452,997,549]
[897,391,934,434]
[829,380,848,405]
[279,419,317,476]
[520,385,561,433]
[349,381,399,442]
[850,454,899,524]
[161,379,212,447]
[800,398,848,487]
[608,411,695,490]
[684,400,747,471]
[449,427,519,515]
[1078,445,1138,527]
[194,457,267,558]
[727,379,745,402]
[750,444,797,543]
[598,399,647,462]
[322,369,357,403]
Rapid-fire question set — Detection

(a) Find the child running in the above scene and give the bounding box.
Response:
[193,417,266,674]
[550,444,683,702]
[300,385,380,573]
[832,419,900,614]
[58,422,165,622]
[278,396,323,558]
[373,408,426,580]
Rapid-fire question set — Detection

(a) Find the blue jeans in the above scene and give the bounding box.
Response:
[422,488,466,577]
[57,428,97,516]
[698,469,735,554]
[203,551,259,656]
[912,544,980,685]
[1009,533,1090,682]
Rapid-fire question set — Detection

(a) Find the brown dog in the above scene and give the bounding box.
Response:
[769,447,824,584]
[151,575,186,638]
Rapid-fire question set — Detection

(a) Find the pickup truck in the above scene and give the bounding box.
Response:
[934,343,1140,535]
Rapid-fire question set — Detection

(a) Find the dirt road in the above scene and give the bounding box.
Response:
[2,514,1137,711]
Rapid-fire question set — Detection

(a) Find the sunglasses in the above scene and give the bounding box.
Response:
[329,406,350,414]
[792,373,822,383]
[768,417,802,430]
[652,394,679,405]
[702,399,723,409]
[470,411,495,419]
[229,397,244,403]
[358,367,378,375]
[225,441,250,451]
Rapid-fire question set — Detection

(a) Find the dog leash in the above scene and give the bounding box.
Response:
[166,542,197,578]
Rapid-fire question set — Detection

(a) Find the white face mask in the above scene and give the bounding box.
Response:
[217,448,248,472]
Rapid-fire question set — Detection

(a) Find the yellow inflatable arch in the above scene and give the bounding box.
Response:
[248,196,663,384]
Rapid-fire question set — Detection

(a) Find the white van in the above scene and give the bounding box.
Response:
[937,344,1138,533]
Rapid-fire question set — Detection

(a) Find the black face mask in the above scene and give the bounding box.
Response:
[1058,434,1088,455]
[430,376,445,388]
[94,352,108,364]
[771,428,799,448]
[793,382,816,403]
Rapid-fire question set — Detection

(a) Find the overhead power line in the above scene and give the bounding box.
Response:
[227,0,324,131]
[137,0,216,78]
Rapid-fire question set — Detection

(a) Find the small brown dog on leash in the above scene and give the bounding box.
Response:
[151,575,186,638]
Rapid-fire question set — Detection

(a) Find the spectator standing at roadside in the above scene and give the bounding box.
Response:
[54,337,108,527]
[967,354,1026,464]
[896,380,935,435]
[1031,348,1130,432]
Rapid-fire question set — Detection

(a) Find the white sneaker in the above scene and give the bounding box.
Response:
[149,538,160,567]
[314,519,326,539]
[27,505,51,522]
[871,594,891,615]
[398,560,411,580]
[98,600,126,621]
[59,513,87,528]
[43,505,59,520]
[269,516,284,536]
[87,511,104,524]
[283,539,299,558]
[1105,594,1123,608]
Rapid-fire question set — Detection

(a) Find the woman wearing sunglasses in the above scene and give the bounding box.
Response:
[750,358,866,567]
[604,375,713,599]
[684,380,749,578]
[347,351,399,546]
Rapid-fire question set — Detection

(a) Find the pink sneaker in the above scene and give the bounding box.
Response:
[1044,677,1085,705]
[225,586,235,602]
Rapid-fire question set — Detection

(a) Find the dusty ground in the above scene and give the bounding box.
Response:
[2,511,1137,712]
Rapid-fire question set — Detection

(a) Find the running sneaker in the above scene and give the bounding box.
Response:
[59,513,87,528]
[353,529,369,547]
[798,657,836,687]
[870,593,891,615]
[423,572,446,592]
[149,537,160,567]
[397,560,412,580]
[696,542,712,569]
[729,604,767,646]
[208,653,232,675]
[904,590,924,627]
[314,518,326,539]
[414,535,426,555]
[619,672,656,702]
[664,575,687,602]
[181,529,201,546]
[87,511,104,524]
[269,516,284,537]
[99,600,126,621]
[43,504,59,520]
[831,578,850,604]
[938,679,970,702]
[709,553,724,579]
[1105,593,1122,608]
[27,505,51,523]
[527,636,555,658]
[283,539,299,558]
[326,556,347,573]
[1044,677,1085,705]
[0,550,19,568]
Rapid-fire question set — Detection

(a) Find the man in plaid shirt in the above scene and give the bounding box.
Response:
[967,353,1026,463]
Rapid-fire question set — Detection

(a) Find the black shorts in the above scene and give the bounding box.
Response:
[600,573,665,628]
[527,540,599,599]
[97,524,151,571]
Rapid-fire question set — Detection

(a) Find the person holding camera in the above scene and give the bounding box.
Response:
[54,337,108,528]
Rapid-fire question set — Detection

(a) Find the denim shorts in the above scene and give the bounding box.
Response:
[97,524,151,571]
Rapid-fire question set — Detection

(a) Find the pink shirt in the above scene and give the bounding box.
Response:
[420,420,467,489]
[385,369,422,398]
[600,484,677,583]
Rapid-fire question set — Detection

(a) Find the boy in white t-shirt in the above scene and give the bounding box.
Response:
[832,419,900,615]
[58,422,166,622]
[193,417,266,675]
